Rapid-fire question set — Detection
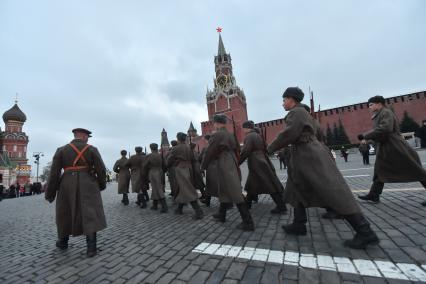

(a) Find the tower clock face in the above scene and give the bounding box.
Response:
[217,74,228,88]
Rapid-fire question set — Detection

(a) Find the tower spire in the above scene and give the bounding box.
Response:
[218,33,226,56]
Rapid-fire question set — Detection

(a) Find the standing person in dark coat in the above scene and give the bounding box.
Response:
[190,143,207,201]
[277,148,290,170]
[125,147,147,208]
[167,140,179,198]
[415,120,426,148]
[167,133,204,219]
[358,96,426,205]
[45,128,107,257]
[201,115,255,231]
[240,120,287,214]
[268,87,379,249]
[113,150,131,205]
[358,141,371,165]
[341,146,349,162]
[144,143,168,213]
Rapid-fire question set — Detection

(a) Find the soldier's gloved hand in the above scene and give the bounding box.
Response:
[357,134,364,141]
[46,196,55,203]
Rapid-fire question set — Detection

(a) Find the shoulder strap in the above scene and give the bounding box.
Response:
[68,143,91,166]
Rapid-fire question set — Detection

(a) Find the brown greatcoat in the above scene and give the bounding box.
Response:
[363,107,426,182]
[113,156,130,194]
[166,149,178,197]
[267,104,361,215]
[240,129,284,195]
[166,143,198,203]
[201,127,245,204]
[192,151,205,190]
[144,152,165,200]
[46,139,107,238]
[199,146,219,197]
[125,153,145,193]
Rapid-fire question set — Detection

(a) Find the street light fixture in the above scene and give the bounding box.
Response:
[33,152,44,182]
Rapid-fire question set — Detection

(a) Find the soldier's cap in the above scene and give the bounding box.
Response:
[213,114,228,124]
[135,146,143,153]
[120,149,127,156]
[171,140,178,146]
[368,95,385,105]
[176,132,187,142]
[72,128,92,137]
[242,120,255,129]
[150,143,158,150]
[204,134,211,140]
[282,87,304,102]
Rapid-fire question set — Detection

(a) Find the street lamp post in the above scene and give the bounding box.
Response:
[33,152,44,183]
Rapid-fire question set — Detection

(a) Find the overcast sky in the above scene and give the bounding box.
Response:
[1,0,425,171]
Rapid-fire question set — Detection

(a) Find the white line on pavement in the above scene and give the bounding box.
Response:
[192,242,426,282]
[343,174,370,178]
[353,187,424,193]
[340,167,373,172]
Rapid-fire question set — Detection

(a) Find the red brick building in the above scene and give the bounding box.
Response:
[0,102,31,187]
[191,34,426,149]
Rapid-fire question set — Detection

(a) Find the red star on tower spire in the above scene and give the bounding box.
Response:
[216,27,222,33]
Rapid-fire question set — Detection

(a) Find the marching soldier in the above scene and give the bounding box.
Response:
[267,87,379,249]
[190,143,207,201]
[201,115,255,231]
[144,143,168,213]
[125,146,147,208]
[167,132,204,219]
[45,128,107,257]
[167,140,179,198]
[240,120,287,214]
[199,135,216,207]
[113,150,131,205]
[357,96,426,205]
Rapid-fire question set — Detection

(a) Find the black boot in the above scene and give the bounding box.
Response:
[212,203,228,222]
[245,194,253,209]
[203,195,211,207]
[123,193,129,205]
[343,213,380,249]
[282,203,307,235]
[175,203,184,215]
[236,203,255,231]
[56,236,69,250]
[140,197,147,209]
[321,208,343,219]
[151,200,158,210]
[160,198,168,213]
[143,190,150,202]
[270,192,287,214]
[190,200,204,220]
[422,201,426,206]
[86,233,97,257]
[136,193,143,206]
[357,194,380,203]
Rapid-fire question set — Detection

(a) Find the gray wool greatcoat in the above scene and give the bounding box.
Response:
[364,107,426,183]
[125,153,145,193]
[113,157,130,194]
[144,152,165,200]
[46,139,107,238]
[201,127,245,204]
[240,130,284,195]
[267,104,361,215]
[166,143,199,203]
[166,149,178,197]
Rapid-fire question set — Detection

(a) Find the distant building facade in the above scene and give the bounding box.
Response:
[0,102,31,188]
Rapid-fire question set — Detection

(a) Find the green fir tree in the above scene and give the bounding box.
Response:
[399,111,420,133]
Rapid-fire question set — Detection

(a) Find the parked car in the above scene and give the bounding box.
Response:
[369,146,376,155]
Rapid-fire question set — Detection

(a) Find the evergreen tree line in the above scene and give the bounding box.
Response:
[324,110,420,146]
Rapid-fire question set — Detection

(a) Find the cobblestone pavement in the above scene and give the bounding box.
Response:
[1,150,426,284]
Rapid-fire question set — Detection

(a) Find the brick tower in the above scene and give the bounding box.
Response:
[201,32,248,144]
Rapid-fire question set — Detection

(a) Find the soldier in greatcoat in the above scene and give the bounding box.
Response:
[240,120,287,214]
[113,150,131,205]
[267,87,379,249]
[199,135,217,207]
[45,128,107,257]
[201,115,255,231]
[357,96,426,205]
[167,132,204,219]
[190,143,207,201]
[144,143,168,213]
[125,147,147,208]
[167,140,179,198]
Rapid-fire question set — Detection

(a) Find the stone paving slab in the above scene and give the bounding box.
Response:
[0,150,426,283]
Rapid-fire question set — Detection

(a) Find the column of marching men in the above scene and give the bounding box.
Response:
[45,87,426,257]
